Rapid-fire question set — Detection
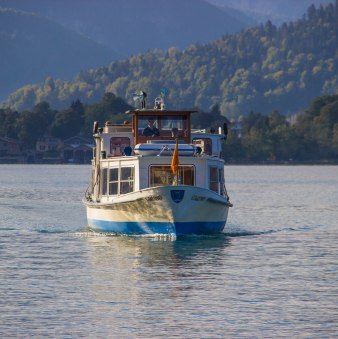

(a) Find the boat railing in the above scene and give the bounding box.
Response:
[158,145,173,156]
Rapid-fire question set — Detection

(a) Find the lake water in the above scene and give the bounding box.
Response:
[0,165,337,337]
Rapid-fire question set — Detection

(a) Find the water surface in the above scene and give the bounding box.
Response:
[0,165,337,337]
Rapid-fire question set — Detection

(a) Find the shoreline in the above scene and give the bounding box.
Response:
[224,160,338,165]
[1,159,337,166]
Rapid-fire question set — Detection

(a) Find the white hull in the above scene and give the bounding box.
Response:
[84,186,230,235]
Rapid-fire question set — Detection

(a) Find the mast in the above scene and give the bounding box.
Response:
[92,121,102,202]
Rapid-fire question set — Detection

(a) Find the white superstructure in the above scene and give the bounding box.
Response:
[84,95,232,236]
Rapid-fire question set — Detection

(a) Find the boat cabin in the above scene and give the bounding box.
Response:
[85,93,231,236]
[91,106,227,203]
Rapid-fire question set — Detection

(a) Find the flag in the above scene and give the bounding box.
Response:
[171,138,179,184]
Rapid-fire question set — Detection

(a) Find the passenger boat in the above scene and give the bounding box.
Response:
[83,93,232,236]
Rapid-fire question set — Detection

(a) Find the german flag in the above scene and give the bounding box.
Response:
[171,138,179,184]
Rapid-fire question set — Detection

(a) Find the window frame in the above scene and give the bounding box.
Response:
[119,166,134,195]
[108,167,119,195]
[101,164,135,196]
[110,137,131,156]
[209,166,219,194]
[149,165,195,187]
[100,168,108,196]
[219,167,225,196]
[192,137,212,155]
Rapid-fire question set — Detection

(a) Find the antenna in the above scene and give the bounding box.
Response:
[160,88,168,97]
[133,91,147,109]
[154,88,168,110]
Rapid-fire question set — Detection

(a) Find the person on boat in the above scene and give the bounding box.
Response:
[171,127,179,137]
[142,119,160,136]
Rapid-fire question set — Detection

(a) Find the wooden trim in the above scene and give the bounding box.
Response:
[133,111,192,145]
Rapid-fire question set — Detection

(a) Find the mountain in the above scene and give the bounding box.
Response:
[0,0,257,101]
[207,0,333,25]
[0,8,117,100]
[2,2,337,116]
[0,0,254,57]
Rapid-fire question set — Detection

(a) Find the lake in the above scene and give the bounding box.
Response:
[0,165,337,337]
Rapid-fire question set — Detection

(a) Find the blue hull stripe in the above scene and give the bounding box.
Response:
[88,219,225,235]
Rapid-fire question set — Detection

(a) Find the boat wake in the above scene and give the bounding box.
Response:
[223,223,325,237]
[70,230,178,240]
[0,227,17,231]
[4,223,322,240]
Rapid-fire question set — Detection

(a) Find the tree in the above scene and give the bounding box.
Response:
[267,110,286,129]
[0,108,19,138]
[51,100,85,138]
[15,110,48,147]
[222,130,244,162]
[33,101,56,125]
[83,93,133,133]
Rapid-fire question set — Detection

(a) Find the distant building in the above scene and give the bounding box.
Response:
[59,136,93,164]
[36,136,60,153]
[0,137,24,163]
[35,136,62,163]
[0,137,22,156]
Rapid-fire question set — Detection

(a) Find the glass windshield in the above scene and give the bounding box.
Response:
[138,115,187,138]
[138,116,160,137]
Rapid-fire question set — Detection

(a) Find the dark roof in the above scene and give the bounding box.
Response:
[0,136,21,144]
[63,136,92,144]
[125,109,197,115]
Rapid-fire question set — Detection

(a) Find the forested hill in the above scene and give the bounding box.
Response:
[207,0,333,25]
[2,2,337,117]
[0,8,115,100]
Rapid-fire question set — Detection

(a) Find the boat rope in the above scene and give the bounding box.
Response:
[157,145,173,156]
[84,166,100,201]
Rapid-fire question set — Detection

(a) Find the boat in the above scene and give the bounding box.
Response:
[83,92,232,236]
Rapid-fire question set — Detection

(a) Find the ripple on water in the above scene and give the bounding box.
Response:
[0,165,337,337]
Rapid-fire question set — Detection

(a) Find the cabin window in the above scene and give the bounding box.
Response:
[137,115,187,137]
[109,168,119,195]
[101,168,108,195]
[120,167,134,194]
[110,137,130,156]
[150,165,194,187]
[209,166,219,193]
[108,166,134,195]
[219,168,225,196]
[138,116,160,137]
[160,116,187,137]
[193,138,212,155]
